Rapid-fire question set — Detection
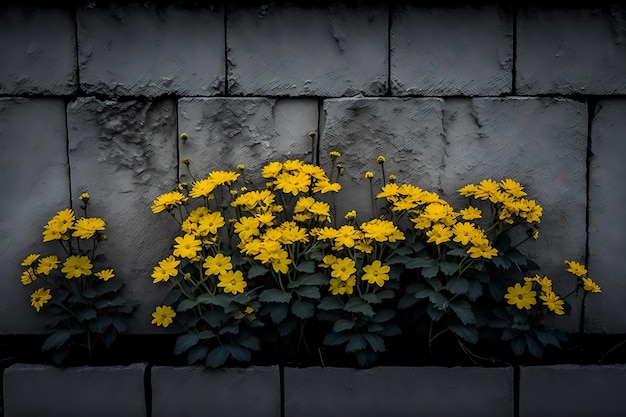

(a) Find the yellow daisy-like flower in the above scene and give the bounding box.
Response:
[151,305,176,327]
[203,253,233,276]
[36,255,60,275]
[79,192,90,201]
[426,224,453,245]
[329,151,341,159]
[21,254,41,267]
[329,276,356,295]
[217,270,247,294]
[582,277,601,293]
[540,290,565,315]
[61,255,93,279]
[564,260,587,277]
[365,171,374,179]
[319,254,338,268]
[344,210,357,221]
[459,206,482,220]
[151,255,181,283]
[72,217,106,239]
[51,208,75,234]
[30,287,52,312]
[500,179,527,198]
[362,260,391,287]
[151,191,188,214]
[330,257,357,281]
[173,234,203,259]
[262,161,283,179]
[95,269,115,281]
[21,268,37,285]
[504,283,537,310]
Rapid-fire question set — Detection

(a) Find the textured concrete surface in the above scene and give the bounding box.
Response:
[517,7,626,95]
[0,7,77,95]
[3,363,147,417]
[151,366,281,417]
[519,365,626,417]
[78,4,225,97]
[284,366,514,417]
[0,98,70,333]
[391,5,512,96]
[227,4,388,96]
[67,97,180,332]
[587,99,626,333]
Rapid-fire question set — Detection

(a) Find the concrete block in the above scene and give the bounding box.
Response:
[78,4,225,97]
[177,97,318,179]
[227,4,387,96]
[517,7,626,95]
[320,97,445,220]
[520,364,626,417]
[441,97,588,332]
[586,99,626,333]
[151,366,280,417]
[0,7,77,95]
[391,5,512,96]
[67,97,180,333]
[0,98,70,334]
[3,363,147,417]
[284,366,514,417]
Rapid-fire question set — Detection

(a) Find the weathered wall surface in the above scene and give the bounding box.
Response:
[0,2,625,334]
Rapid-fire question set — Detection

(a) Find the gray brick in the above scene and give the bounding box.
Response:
[517,7,626,95]
[3,363,147,417]
[151,366,280,417]
[391,5,512,96]
[0,8,77,95]
[178,97,318,179]
[0,98,69,334]
[586,99,626,333]
[227,4,387,96]
[520,365,626,417]
[78,4,225,97]
[441,97,588,332]
[67,97,179,333]
[320,97,445,220]
[284,366,514,417]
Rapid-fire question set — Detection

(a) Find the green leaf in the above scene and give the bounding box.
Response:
[536,329,564,347]
[525,333,544,358]
[206,346,230,368]
[177,298,199,312]
[376,289,396,300]
[450,324,478,344]
[288,272,328,288]
[422,265,440,278]
[198,330,216,340]
[372,309,396,324]
[428,292,449,310]
[492,256,511,270]
[346,334,368,352]
[111,316,128,333]
[467,279,483,301]
[427,304,445,321]
[96,279,124,294]
[291,300,315,319]
[248,264,269,278]
[203,310,226,327]
[88,316,112,333]
[333,319,355,332]
[268,303,289,324]
[386,255,410,265]
[379,323,402,337]
[187,344,209,364]
[414,287,434,300]
[81,288,98,299]
[174,333,200,355]
[237,334,261,350]
[226,345,251,362]
[360,293,380,304]
[77,309,97,322]
[506,248,528,266]
[447,247,468,257]
[42,330,72,351]
[398,294,419,309]
[406,257,436,269]
[295,261,316,273]
[449,299,475,325]
[446,277,470,295]
[344,298,375,317]
[510,335,526,356]
[294,286,321,299]
[259,288,291,303]
[440,261,459,276]
[323,331,350,346]
[363,333,385,352]
[318,296,343,311]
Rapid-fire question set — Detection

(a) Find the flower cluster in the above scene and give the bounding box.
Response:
[19,193,133,364]
[149,146,602,367]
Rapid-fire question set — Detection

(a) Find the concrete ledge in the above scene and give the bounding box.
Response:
[151,365,281,417]
[284,366,514,417]
[3,363,147,417]
[520,364,626,417]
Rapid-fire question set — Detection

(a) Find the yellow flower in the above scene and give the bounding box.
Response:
[43,209,75,241]
[151,305,176,327]
[452,222,480,246]
[173,234,202,259]
[21,268,37,285]
[582,277,601,293]
[203,253,233,276]
[564,260,587,277]
[21,254,40,267]
[458,183,479,198]
[365,171,374,179]
[30,287,52,312]
[362,261,391,287]
[344,210,357,221]
[274,171,310,195]
[217,270,247,294]
[377,156,385,164]
[180,132,189,141]
[197,211,225,235]
[329,151,341,159]
[234,216,261,241]
[237,164,245,171]
[61,255,93,279]
[504,283,537,310]
[151,191,188,214]
[361,219,405,243]
[95,269,115,281]
[151,256,180,283]
[72,217,106,239]
[329,276,356,295]
[426,224,453,245]
[540,291,565,315]
[319,254,338,268]
[262,161,283,179]
[333,225,359,249]
[459,206,482,220]
[330,257,357,281]
[35,255,60,275]
[500,179,527,198]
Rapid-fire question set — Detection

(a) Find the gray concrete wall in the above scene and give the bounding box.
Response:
[1,2,625,334]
